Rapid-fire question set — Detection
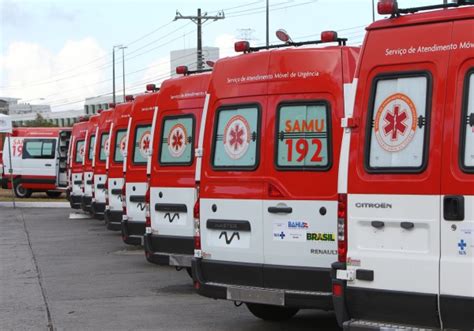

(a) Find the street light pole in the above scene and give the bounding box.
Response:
[112,44,123,105]
[119,46,127,102]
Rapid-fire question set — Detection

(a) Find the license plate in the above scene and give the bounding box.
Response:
[226,286,284,306]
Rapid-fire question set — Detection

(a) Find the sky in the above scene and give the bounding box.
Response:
[0,0,440,111]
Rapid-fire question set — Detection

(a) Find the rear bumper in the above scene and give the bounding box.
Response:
[192,258,332,309]
[91,201,106,219]
[81,195,92,212]
[144,233,193,267]
[70,194,82,209]
[105,210,122,231]
[121,218,144,245]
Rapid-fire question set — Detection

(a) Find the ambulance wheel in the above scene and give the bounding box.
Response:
[46,191,62,198]
[245,303,299,321]
[14,183,32,198]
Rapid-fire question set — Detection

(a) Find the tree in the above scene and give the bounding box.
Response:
[24,113,58,127]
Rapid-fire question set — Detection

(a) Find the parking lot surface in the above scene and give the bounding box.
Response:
[0,207,341,331]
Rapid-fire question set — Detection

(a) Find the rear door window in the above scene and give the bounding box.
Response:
[88,135,95,161]
[159,115,194,165]
[22,139,56,159]
[75,140,84,163]
[132,125,151,165]
[99,133,109,162]
[462,71,474,171]
[113,129,126,163]
[366,73,431,172]
[276,102,331,169]
[212,105,260,169]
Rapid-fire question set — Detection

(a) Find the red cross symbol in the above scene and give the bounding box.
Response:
[383,105,408,140]
[171,131,183,151]
[121,140,126,151]
[142,135,150,151]
[229,124,244,151]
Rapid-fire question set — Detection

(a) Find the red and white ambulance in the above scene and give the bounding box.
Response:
[90,107,114,219]
[2,127,71,198]
[144,68,211,272]
[332,1,474,330]
[192,32,359,320]
[81,114,100,212]
[68,118,89,208]
[121,88,159,245]
[104,99,133,230]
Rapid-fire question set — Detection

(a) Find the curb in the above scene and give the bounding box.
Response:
[0,202,70,208]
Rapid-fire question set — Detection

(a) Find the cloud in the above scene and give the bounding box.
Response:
[214,33,238,59]
[0,38,107,111]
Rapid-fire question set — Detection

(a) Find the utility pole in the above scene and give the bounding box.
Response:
[266,0,269,46]
[119,46,127,102]
[112,47,116,104]
[174,8,225,70]
[371,0,375,22]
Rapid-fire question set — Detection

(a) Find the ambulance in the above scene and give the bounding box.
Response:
[81,114,100,213]
[144,68,211,272]
[68,118,89,208]
[121,87,159,245]
[332,1,474,330]
[104,99,133,230]
[2,127,71,198]
[90,107,115,219]
[192,32,359,320]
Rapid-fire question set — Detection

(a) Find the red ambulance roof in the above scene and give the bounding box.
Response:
[12,127,70,138]
[368,6,474,30]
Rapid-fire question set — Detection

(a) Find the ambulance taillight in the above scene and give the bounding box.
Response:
[193,185,201,250]
[176,66,188,75]
[91,175,95,200]
[268,183,284,198]
[145,184,151,233]
[234,41,250,53]
[104,180,109,205]
[337,193,348,263]
[121,183,127,218]
[377,0,398,15]
[321,31,338,43]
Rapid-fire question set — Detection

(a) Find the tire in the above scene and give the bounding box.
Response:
[46,191,62,198]
[14,183,32,198]
[245,303,299,321]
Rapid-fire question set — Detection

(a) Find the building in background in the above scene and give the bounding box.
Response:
[170,47,219,76]
[0,97,51,115]
[84,95,115,116]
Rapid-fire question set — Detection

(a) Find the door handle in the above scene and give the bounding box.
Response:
[444,196,464,221]
[45,164,52,167]
[371,221,384,229]
[400,222,414,230]
[268,206,292,214]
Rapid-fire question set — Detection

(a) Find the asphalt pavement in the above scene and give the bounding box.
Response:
[0,206,341,331]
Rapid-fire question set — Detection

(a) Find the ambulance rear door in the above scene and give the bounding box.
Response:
[439,17,474,330]
[21,137,57,179]
[263,93,338,293]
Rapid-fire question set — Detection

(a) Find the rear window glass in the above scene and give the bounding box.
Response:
[463,72,474,170]
[367,74,430,171]
[88,135,95,161]
[75,140,84,163]
[99,133,109,162]
[276,102,330,169]
[159,116,194,165]
[212,105,259,169]
[133,125,151,165]
[113,129,127,163]
[22,139,56,159]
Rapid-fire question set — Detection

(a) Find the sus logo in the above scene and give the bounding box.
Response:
[139,131,151,158]
[374,93,417,152]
